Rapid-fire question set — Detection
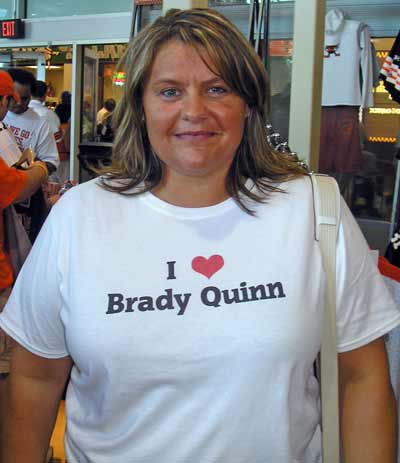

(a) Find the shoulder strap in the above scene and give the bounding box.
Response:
[310,173,341,463]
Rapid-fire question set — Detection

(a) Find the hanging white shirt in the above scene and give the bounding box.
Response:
[322,19,374,108]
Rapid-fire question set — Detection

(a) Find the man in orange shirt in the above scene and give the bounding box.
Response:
[0,71,48,404]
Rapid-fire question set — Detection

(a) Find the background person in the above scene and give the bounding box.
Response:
[96,97,116,125]
[0,9,399,463]
[4,69,59,242]
[4,69,59,176]
[29,80,61,140]
[0,69,48,430]
[54,90,71,125]
[54,90,72,183]
[30,80,64,200]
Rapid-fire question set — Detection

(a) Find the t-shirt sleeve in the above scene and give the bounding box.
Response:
[336,198,400,352]
[33,117,60,169]
[0,158,27,209]
[0,205,68,358]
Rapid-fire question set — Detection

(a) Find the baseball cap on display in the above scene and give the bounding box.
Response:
[325,8,345,46]
[0,70,20,101]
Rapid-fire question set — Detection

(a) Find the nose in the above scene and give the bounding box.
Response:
[181,91,207,122]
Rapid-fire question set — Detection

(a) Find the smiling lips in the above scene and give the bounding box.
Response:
[175,131,218,141]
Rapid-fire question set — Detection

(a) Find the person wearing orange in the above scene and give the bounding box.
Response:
[0,70,48,410]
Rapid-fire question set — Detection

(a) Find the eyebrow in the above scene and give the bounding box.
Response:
[150,77,226,87]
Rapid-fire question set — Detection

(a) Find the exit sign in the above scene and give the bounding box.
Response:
[0,19,24,39]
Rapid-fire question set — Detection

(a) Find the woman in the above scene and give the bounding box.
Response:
[0,9,398,463]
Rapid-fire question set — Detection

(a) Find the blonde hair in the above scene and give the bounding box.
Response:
[101,8,306,213]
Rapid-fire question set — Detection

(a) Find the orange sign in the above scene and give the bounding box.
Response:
[269,40,293,57]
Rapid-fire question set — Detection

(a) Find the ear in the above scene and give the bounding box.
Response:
[0,95,8,108]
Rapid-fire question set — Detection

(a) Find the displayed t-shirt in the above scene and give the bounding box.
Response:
[4,108,59,169]
[1,176,399,463]
[0,158,27,289]
[322,13,374,108]
[29,99,61,135]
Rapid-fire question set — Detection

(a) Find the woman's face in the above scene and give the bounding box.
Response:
[142,40,247,186]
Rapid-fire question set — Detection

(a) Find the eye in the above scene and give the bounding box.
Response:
[160,88,180,98]
[208,86,228,95]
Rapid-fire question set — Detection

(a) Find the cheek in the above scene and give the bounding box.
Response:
[146,110,174,144]
[224,112,246,143]
[218,102,247,130]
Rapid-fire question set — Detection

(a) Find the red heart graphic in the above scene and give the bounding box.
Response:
[191,255,224,279]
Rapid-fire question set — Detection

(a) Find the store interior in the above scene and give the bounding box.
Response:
[1,30,399,252]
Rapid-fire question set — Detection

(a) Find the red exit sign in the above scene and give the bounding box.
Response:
[0,19,24,39]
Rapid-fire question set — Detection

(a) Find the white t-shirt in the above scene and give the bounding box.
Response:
[4,108,59,168]
[1,176,399,463]
[322,20,374,108]
[29,99,61,135]
[96,107,110,125]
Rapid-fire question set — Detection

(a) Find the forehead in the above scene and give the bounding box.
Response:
[147,40,220,81]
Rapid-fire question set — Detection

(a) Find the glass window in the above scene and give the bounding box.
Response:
[209,1,293,4]
[81,44,128,143]
[27,0,132,18]
[212,2,294,143]
[319,34,399,226]
[268,3,294,143]
[353,37,399,223]
[0,0,13,18]
[0,46,73,101]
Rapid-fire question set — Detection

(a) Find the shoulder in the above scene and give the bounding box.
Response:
[245,175,314,220]
[268,175,313,206]
[4,109,39,129]
[49,110,60,123]
[32,111,53,133]
[51,178,131,217]
[342,19,362,36]
[24,108,41,121]
[48,178,144,236]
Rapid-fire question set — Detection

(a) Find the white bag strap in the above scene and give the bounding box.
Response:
[310,173,341,463]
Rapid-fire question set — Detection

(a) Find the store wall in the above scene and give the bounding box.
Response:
[0,2,398,47]
[63,63,72,95]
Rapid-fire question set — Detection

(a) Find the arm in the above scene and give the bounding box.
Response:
[15,161,48,202]
[1,343,72,463]
[339,337,397,462]
[34,118,59,172]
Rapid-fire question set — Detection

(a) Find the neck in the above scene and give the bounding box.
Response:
[151,172,230,208]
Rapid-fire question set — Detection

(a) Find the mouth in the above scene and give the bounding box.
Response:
[174,131,218,141]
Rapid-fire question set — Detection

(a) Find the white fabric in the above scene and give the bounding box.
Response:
[322,14,374,108]
[4,108,59,168]
[29,99,61,135]
[1,176,399,463]
[96,107,109,125]
[0,122,23,166]
[325,8,345,46]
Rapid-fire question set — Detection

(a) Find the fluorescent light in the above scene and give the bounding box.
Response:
[26,65,63,70]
